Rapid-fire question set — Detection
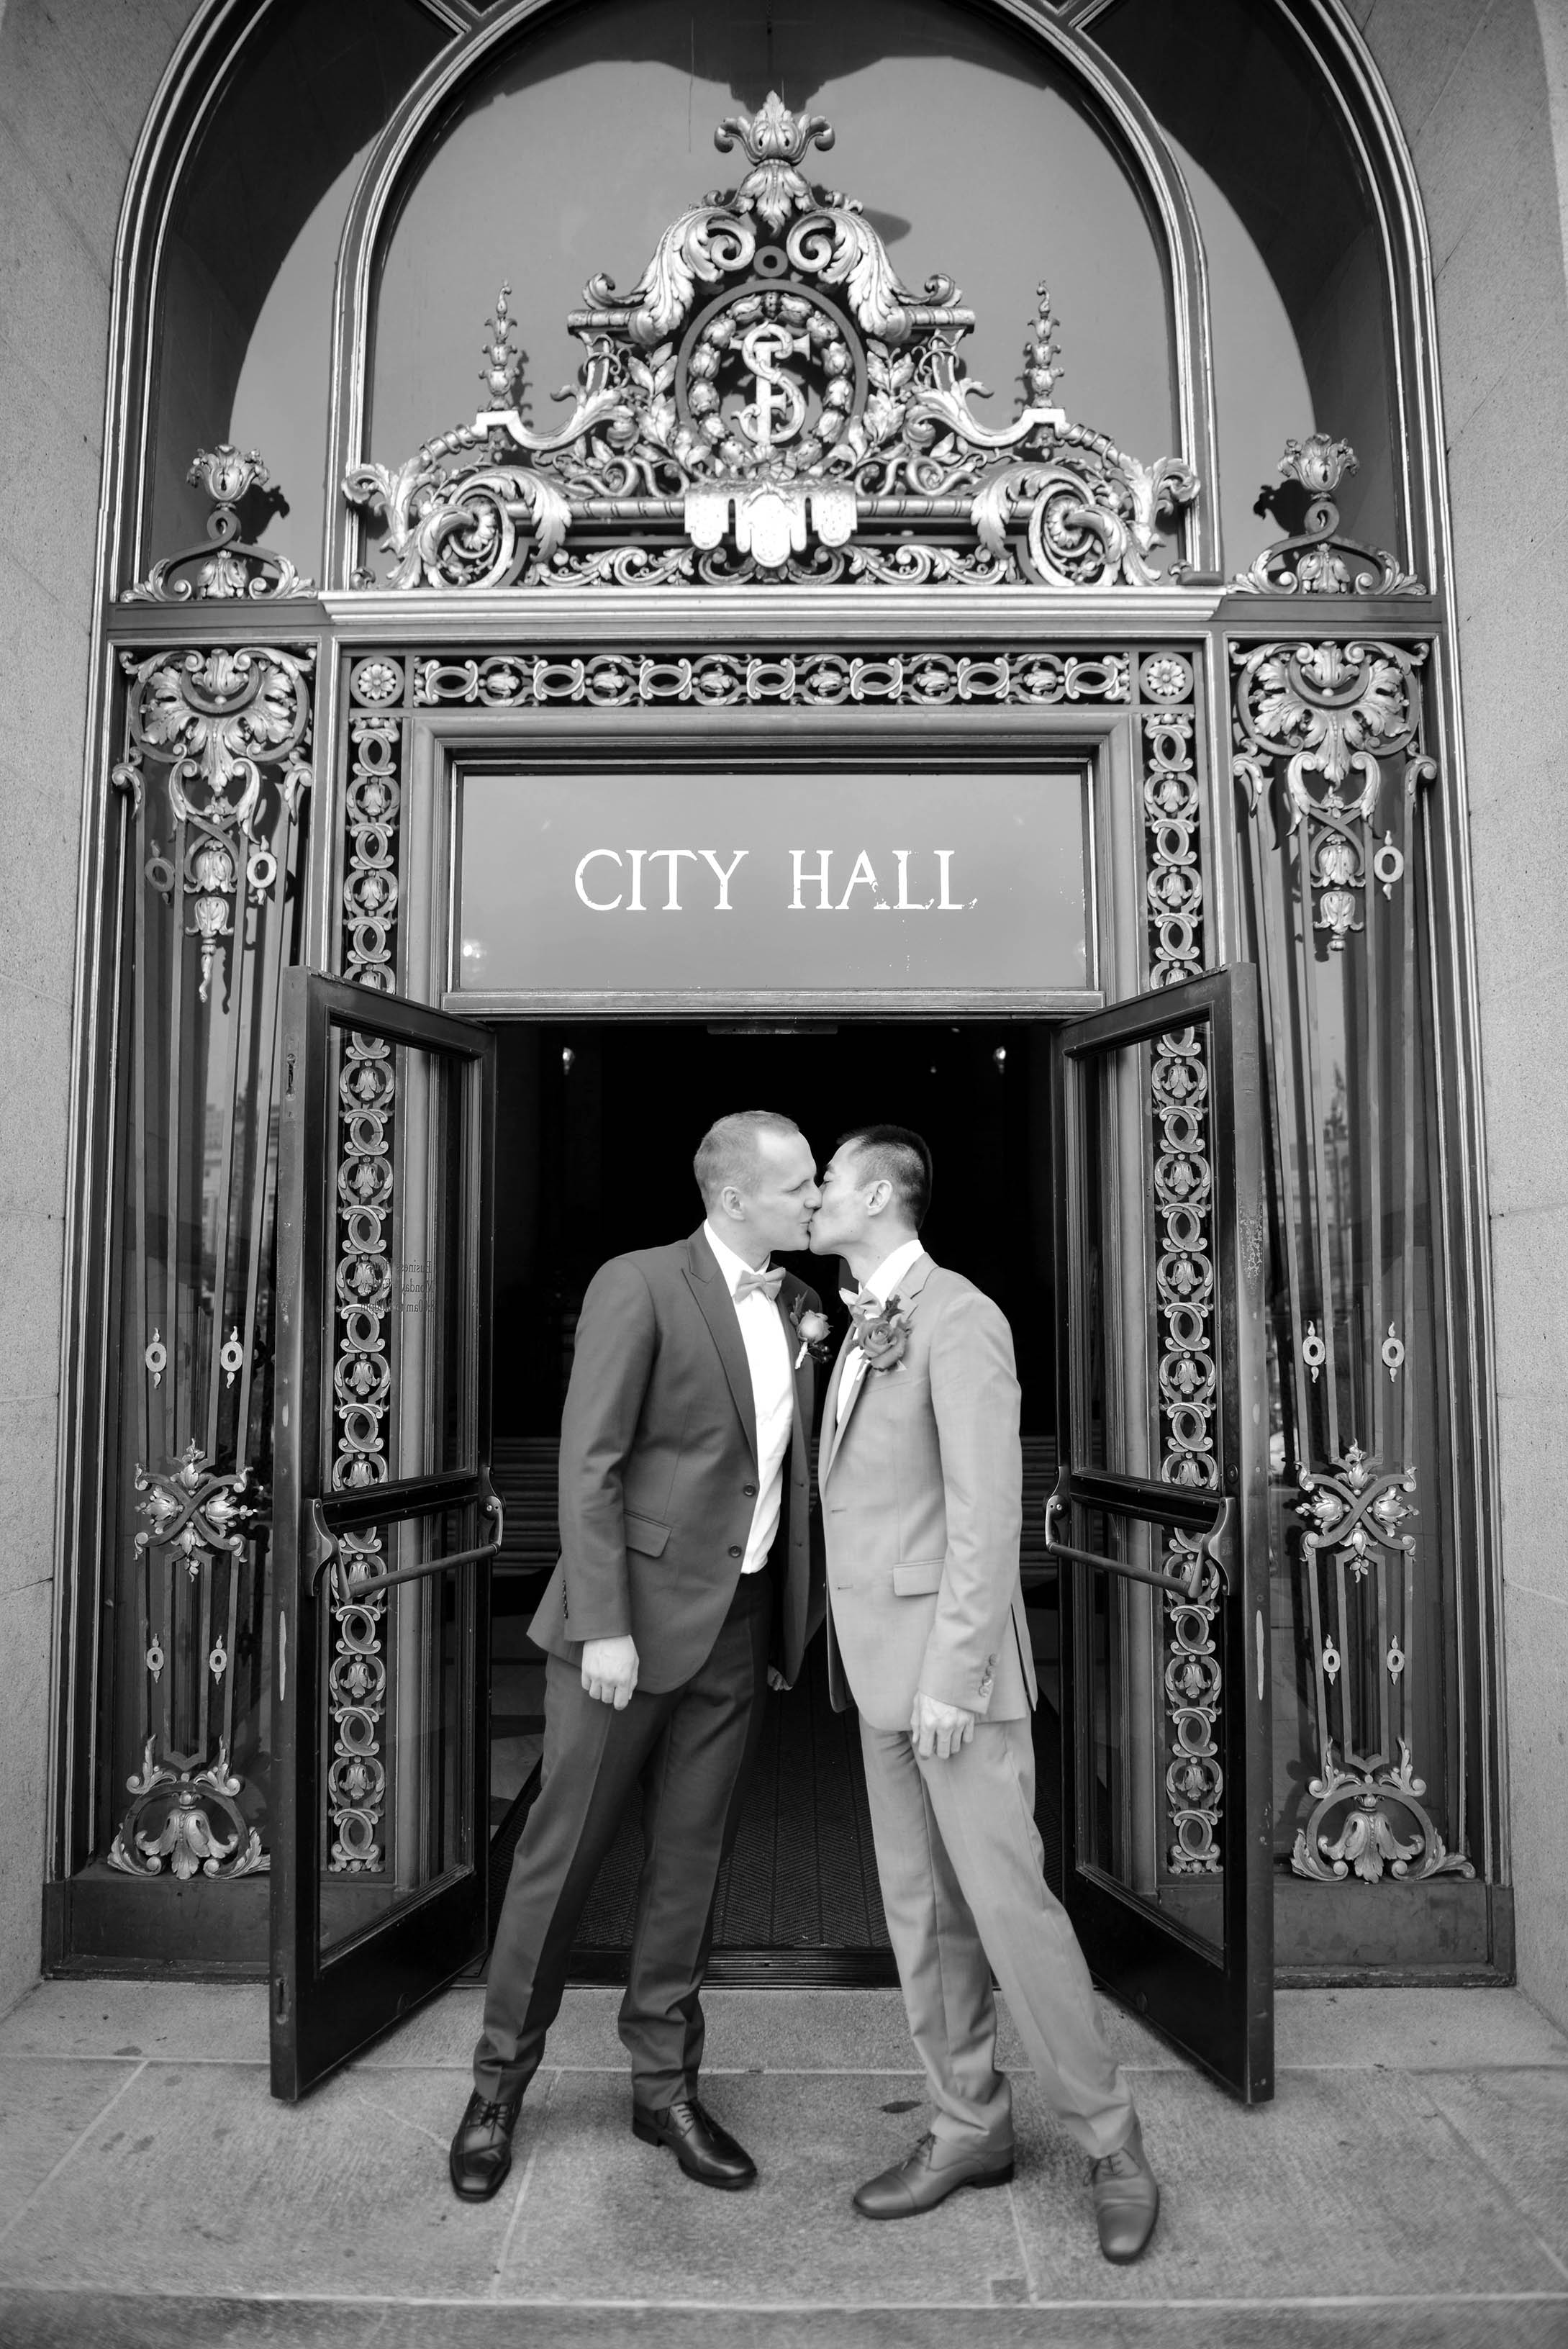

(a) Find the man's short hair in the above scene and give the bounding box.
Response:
[835,1123,933,1230]
[693,1110,803,1208]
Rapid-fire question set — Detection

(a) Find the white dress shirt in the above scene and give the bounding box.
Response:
[704,1221,797,1574]
[836,1236,927,1424]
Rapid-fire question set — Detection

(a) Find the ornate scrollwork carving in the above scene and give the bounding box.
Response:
[1133,651,1223,1874]
[108,1441,267,1881]
[1165,1542,1224,1873]
[133,1441,256,1575]
[317,657,410,1872]
[107,1737,266,1879]
[1231,638,1429,952]
[1233,435,1423,598]
[122,446,315,602]
[1289,1446,1472,1883]
[345,96,1197,588]
[1154,1026,1221,1878]
[115,643,313,1000]
[414,646,1131,710]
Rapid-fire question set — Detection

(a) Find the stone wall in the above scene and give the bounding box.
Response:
[0,0,1563,2031]
[0,0,201,2017]
[1347,0,1568,2030]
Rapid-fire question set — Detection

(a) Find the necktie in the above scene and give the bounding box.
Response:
[733,1264,784,1303]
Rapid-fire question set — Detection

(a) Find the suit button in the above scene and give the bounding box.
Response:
[728,1545,743,1559]
[743,1484,757,1498]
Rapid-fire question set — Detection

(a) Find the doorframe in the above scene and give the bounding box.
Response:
[396,700,1154,1022]
[476,1002,1077,1991]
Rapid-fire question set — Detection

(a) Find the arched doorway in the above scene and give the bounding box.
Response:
[50,0,1506,2073]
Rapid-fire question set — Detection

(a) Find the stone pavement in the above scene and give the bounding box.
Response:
[0,1979,1565,2346]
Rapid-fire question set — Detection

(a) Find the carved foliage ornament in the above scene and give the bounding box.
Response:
[1231,638,1431,954]
[345,95,1198,589]
[123,446,315,604]
[1233,435,1422,599]
[114,643,314,1001]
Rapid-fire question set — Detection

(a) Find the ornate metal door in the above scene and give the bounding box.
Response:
[1049,965,1272,2102]
[270,972,497,2100]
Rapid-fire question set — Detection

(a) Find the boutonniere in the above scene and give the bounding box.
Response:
[789,1294,833,1371]
[847,1290,912,1374]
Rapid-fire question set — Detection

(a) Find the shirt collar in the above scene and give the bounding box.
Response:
[858,1236,925,1305]
[703,1220,771,1298]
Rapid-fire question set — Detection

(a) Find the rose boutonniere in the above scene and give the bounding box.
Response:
[789,1295,833,1370]
[847,1290,912,1375]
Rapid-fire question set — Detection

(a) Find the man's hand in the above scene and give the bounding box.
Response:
[581,1635,639,1709]
[910,1690,975,1760]
[767,1666,789,1693]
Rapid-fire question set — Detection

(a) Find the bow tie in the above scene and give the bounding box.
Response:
[733,1264,784,1303]
[840,1286,878,1311]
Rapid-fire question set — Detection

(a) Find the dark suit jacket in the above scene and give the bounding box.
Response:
[529,1226,825,1693]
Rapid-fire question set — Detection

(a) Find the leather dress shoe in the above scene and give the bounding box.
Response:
[448,2090,520,2202]
[853,2131,1015,2219]
[632,2095,757,2189]
[1090,2120,1160,2263]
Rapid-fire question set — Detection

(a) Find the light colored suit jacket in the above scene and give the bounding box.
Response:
[819,1252,1036,1732]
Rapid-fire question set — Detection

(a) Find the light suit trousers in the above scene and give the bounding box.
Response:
[859,1713,1136,2162]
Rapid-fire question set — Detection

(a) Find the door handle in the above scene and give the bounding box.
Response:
[1043,1482,1233,1600]
[307,1469,503,1605]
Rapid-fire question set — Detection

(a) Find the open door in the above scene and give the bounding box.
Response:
[271,972,497,2099]
[1049,965,1272,2102]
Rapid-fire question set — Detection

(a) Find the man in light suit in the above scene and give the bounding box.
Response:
[810,1124,1159,2263]
[449,1110,823,2201]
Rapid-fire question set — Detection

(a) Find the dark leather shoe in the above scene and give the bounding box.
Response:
[1091,2120,1160,2263]
[448,2090,520,2202]
[633,2095,757,2190]
[853,2130,1015,2219]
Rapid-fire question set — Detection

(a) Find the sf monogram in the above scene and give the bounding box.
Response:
[734,318,811,456]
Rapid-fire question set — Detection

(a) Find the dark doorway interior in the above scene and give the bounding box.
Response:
[485,1021,1063,1983]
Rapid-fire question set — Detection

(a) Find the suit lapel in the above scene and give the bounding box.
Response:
[821,1252,936,1486]
[818,1331,858,1488]
[684,1227,758,1470]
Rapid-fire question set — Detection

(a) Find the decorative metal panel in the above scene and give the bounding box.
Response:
[1136,651,1223,1875]
[320,658,411,1872]
[1233,635,1473,1883]
[104,633,313,1877]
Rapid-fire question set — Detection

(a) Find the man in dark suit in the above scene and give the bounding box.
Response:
[448,1110,824,2201]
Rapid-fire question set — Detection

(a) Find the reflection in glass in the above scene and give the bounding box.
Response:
[1075,1521,1224,1956]
[326,1034,474,1496]
[319,1519,479,1955]
[1063,1025,1228,1939]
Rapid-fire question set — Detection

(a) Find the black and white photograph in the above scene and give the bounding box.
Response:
[0,1,1564,2342]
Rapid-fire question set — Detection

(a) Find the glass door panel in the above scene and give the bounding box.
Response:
[271,973,496,2099]
[1051,967,1272,2101]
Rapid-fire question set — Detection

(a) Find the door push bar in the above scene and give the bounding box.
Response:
[306,1470,504,1606]
[1042,1477,1233,1601]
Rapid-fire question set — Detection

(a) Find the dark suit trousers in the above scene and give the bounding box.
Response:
[474,1570,771,2109]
